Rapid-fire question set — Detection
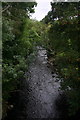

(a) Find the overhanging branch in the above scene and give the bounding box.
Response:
[2,5,10,13]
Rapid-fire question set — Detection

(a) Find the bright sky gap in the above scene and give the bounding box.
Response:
[31,0,52,21]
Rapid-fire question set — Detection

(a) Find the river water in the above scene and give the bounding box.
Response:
[25,46,61,118]
[3,46,64,120]
[3,46,80,120]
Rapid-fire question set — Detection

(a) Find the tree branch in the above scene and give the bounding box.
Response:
[2,5,10,13]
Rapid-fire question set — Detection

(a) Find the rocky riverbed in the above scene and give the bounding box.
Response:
[25,46,61,118]
[3,46,69,120]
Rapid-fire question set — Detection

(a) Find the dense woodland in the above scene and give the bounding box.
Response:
[42,2,80,116]
[2,1,80,119]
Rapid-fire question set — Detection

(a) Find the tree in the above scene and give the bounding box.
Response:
[42,1,80,116]
[2,2,37,118]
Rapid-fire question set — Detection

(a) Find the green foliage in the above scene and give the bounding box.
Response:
[2,1,80,118]
[43,2,80,116]
[2,2,38,117]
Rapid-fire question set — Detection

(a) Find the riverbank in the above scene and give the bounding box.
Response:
[2,47,80,120]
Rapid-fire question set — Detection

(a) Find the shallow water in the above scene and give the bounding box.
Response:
[26,46,61,118]
[3,47,80,120]
[3,47,62,120]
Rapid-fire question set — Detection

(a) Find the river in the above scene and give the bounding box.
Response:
[3,46,67,120]
[25,46,61,118]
